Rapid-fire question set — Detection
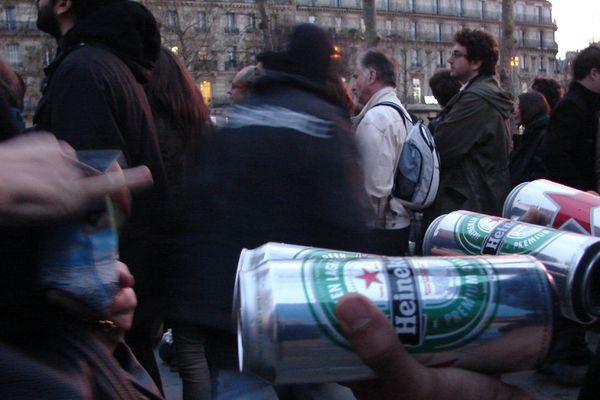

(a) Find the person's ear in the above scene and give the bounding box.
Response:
[368,68,377,84]
[470,59,483,73]
[54,0,72,17]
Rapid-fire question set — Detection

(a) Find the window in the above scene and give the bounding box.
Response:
[438,50,445,66]
[539,31,544,49]
[436,23,442,40]
[249,13,257,30]
[7,43,19,65]
[308,15,316,24]
[411,48,420,66]
[412,78,421,102]
[225,13,237,33]
[196,11,207,32]
[5,7,16,30]
[225,46,237,69]
[521,53,527,71]
[412,21,417,40]
[199,80,212,105]
[539,57,545,72]
[385,20,392,35]
[166,10,178,29]
[335,17,342,31]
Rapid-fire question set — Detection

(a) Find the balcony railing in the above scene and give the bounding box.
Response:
[224,60,238,70]
[0,20,37,31]
[515,14,554,25]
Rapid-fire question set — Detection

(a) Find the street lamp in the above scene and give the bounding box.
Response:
[510,56,520,94]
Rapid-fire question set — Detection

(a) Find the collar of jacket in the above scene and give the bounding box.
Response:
[569,80,600,110]
[253,69,332,101]
[352,86,398,128]
[522,114,549,136]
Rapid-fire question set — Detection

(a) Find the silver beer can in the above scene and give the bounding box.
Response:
[423,210,600,324]
[503,179,600,236]
[233,243,365,324]
[236,254,555,384]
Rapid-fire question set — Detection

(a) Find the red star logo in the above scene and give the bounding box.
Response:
[356,268,382,289]
[546,191,600,235]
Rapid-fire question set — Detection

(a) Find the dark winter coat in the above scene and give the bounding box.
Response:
[428,74,513,220]
[543,81,600,191]
[166,70,373,331]
[32,1,171,319]
[510,114,549,188]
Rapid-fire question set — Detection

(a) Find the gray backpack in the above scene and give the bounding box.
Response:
[375,102,440,210]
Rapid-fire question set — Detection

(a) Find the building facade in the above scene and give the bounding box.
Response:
[0,0,560,116]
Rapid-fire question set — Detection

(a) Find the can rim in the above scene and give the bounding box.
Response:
[502,181,530,218]
[422,213,449,255]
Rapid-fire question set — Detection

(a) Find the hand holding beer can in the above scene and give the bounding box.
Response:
[236,250,556,384]
[423,210,600,324]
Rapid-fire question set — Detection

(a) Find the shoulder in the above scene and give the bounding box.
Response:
[56,45,128,80]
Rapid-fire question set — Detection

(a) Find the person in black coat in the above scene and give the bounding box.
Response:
[33,0,169,389]
[543,45,600,191]
[509,91,550,188]
[167,24,374,399]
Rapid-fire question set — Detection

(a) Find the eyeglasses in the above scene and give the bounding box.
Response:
[449,50,468,59]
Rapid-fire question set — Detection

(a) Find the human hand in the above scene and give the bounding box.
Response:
[96,261,138,351]
[0,133,152,225]
[335,293,534,400]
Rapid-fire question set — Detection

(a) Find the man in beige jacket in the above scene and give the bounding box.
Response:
[352,48,410,256]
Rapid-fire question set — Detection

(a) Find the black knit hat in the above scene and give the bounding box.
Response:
[258,24,334,84]
[71,0,125,17]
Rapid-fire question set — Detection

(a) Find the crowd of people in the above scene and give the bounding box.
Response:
[2,0,600,399]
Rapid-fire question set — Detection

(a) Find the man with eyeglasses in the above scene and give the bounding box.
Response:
[425,28,513,225]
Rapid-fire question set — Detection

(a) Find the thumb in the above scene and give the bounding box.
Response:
[335,293,427,387]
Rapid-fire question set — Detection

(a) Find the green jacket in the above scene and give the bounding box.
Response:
[429,74,513,220]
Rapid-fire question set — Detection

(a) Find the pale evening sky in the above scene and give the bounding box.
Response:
[550,0,600,58]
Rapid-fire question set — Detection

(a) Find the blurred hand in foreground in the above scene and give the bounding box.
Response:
[0,132,152,224]
[335,293,534,400]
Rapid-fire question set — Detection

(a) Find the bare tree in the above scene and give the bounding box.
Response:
[500,0,516,95]
[256,0,273,51]
[363,0,379,48]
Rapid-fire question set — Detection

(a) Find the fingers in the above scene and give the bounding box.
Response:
[122,165,153,192]
[335,293,426,387]
[76,165,153,206]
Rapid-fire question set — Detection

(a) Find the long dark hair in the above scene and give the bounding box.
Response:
[145,47,210,146]
[518,92,550,127]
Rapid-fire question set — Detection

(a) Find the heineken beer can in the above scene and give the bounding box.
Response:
[236,255,555,383]
[423,210,600,324]
[503,179,600,236]
[234,243,364,322]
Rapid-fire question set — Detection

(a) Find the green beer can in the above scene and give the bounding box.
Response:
[423,210,600,324]
[236,248,556,384]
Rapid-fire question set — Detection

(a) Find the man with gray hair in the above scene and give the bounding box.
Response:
[351,48,410,256]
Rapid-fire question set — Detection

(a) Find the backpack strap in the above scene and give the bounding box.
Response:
[374,101,418,125]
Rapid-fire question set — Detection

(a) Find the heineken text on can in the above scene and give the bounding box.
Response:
[236,255,555,384]
[503,179,600,236]
[423,210,600,323]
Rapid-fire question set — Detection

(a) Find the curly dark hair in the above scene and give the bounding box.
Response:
[454,29,499,76]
